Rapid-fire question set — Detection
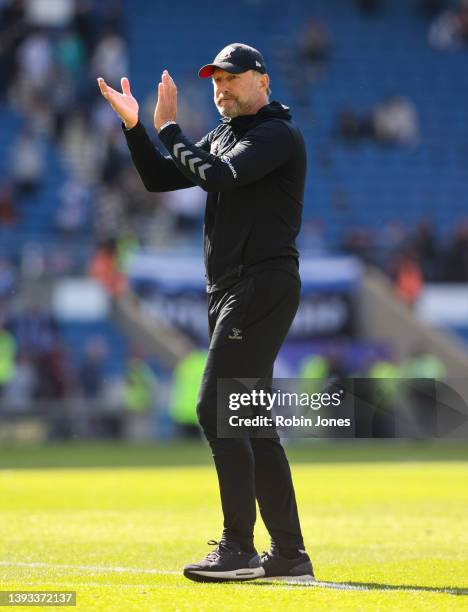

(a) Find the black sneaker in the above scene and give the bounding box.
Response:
[258,550,315,583]
[183,540,263,583]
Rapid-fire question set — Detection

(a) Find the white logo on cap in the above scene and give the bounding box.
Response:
[255,60,262,67]
[218,46,236,61]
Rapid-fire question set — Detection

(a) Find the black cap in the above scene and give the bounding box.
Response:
[198,43,266,78]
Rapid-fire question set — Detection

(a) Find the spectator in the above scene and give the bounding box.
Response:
[442,219,468,281]
[419,0,445,17]
[0,318,16,396]
[54,28,86,80]
[16,30,53,96]
[411,219,439,281]
[55,177,91,235]
[61,109,101,181]
[90,32,128,85]
[36,340,76,440]
[20,243,46,279]
[299,17,332,81]
[89,239,127,296]
[93,184,126,239]
[324,346,348,380]
[91,98,121,139]
[79,336,108,399]
[0,0,27,100]
[119,165,163,224]
[336,108,373,143]
[298,219,327,254]
[123,354,158,440]
[99,125,129,183]
[400,348,447,438]
[10,127,45,197]
[24,0,75,28]
[391,252,424,307]
[341,226,377,264]
[429,9,461,49]
[123,355,157,413]
[0,180,19,225]
[402,348,447,379]
[363,357,400,438]
[169,350,206,438]
[116,231,139,271]
[36,340,75,399]
[356,0,385,15]
[299,353,329,395]
[8,304,57,358]
[428,2,468,50]
[72,0,99,56]
[459,0,468,44]
[379,220,409,262]
[98,0,125,37]
[0,258,16,299]
[162,187,205,238]
[3,353,37,409]
[373,96,419,147]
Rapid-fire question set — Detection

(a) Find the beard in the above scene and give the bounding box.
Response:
[216,96,249,118]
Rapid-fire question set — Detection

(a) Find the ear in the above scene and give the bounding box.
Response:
[261,73,270,93]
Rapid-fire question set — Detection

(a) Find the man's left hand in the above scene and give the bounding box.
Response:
[154,70,178,132]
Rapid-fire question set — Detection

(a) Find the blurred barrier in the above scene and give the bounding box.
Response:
[113,292,195,369]
[360,268,468,376]
[0,398,152,443]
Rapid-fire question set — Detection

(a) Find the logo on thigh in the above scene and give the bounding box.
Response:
[228,327,243,340]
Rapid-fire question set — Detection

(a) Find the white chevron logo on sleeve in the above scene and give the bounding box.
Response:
[198,163,211,180]
[188,157,202,172]
[172,142,211,180]
[173,143,184,157]
[180,150,192,166]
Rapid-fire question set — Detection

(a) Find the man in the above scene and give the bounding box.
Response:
[98,43,314,583]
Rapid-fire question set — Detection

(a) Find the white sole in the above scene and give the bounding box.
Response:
[189,566,265,580]
[256,574,315,584]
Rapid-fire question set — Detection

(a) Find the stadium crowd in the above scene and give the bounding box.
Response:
[0,0,466,434]
[0,300,160,440]
[1,0,466,279]
[0,0,207,252]
[340,217,468,304]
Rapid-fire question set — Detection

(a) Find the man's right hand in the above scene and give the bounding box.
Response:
[97,76,139,129]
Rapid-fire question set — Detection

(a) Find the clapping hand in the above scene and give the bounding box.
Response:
[154,70,178,132]
[97,76,139,129]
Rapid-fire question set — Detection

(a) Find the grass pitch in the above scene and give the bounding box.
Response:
[0,441,467,611]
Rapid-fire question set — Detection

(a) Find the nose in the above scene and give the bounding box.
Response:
[215,81,229,97]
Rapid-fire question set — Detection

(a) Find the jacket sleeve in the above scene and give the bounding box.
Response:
[122,120,211,192]
[157,120,295,192]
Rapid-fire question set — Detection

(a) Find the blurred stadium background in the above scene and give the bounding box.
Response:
[1,0,468,443]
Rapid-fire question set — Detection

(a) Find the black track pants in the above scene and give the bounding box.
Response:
[196,268,305,551]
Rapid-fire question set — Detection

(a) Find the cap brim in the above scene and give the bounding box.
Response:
[198,62,248,78]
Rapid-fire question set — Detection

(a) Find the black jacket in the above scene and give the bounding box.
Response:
[123,101,306,293]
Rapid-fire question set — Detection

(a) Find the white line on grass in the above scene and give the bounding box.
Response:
[0,561,318,589]
[0,581,181,590]
[0,561,179,576]
[0,562,462,594]
[0,578,321,591]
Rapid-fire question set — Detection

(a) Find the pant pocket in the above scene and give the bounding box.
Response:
[209,276,256,349]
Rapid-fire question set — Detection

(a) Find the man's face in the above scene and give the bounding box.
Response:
[212,69,266,118]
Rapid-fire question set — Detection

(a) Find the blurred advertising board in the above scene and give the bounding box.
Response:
[127,252,362,343]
